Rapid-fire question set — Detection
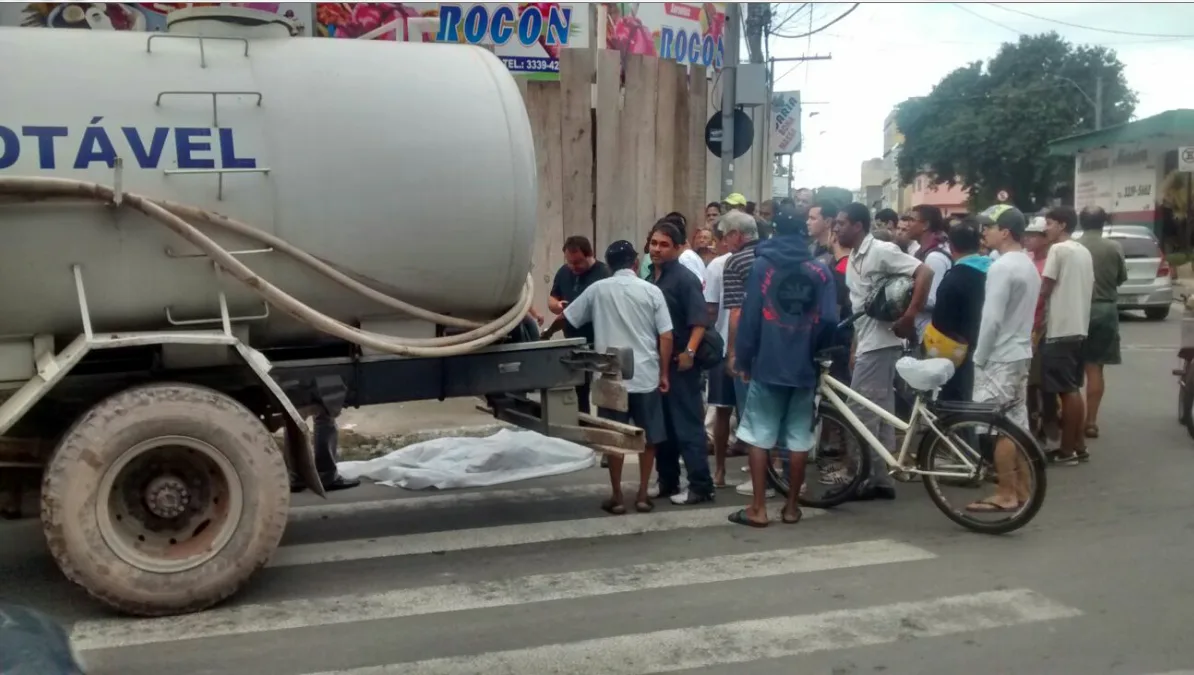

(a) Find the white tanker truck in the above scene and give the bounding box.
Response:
[0,9,638,617]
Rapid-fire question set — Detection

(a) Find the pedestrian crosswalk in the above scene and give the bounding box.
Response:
[32,472,1097,674]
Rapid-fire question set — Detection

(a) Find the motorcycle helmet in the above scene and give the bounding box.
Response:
[863,274,914,323]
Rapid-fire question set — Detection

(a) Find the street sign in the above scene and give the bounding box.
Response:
[704,109,754,159]
[771,91,802,155]
[1180,147,1194,172]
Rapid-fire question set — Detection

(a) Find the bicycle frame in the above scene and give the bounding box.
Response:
[817,371,982,479]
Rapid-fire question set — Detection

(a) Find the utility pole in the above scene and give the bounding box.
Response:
[720,2,741,198]
[1094,74,1103,131]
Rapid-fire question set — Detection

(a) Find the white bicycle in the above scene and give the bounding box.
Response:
[766,346,1048,535]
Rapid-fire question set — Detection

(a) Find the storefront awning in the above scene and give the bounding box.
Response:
[1047,109,1194,156]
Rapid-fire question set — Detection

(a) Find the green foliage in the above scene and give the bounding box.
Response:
[894,32,1137,212]
[813,186,855,206]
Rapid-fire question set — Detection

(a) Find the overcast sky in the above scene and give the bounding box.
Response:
[769,2,1194,191]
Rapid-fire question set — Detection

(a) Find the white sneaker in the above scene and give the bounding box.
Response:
[735,481,775,498]
[648,481,686,498]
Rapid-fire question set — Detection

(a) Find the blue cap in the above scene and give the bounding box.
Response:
[771,204,809,236]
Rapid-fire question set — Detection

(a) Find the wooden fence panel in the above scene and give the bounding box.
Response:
[683,65,709,238]
[624,53,658,250]
[653,59,679,225]
[559,49,594,244]
[523,81,564,319]
[594,49,626,253]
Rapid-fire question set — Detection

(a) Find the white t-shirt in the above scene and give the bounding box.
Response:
[973,250,1040,367]
[846,234,924,354]
[916,248,952,338]
[1042,239,1095,340]
[679,248,706,290]
[564,270,673,393]
[703,252,732,355]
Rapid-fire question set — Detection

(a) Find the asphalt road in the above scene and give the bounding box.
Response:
[1,309,1191,675]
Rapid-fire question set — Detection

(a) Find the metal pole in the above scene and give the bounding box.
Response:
[720,2,741,198]
[1094,74,1103,131]
[758,60,773,204]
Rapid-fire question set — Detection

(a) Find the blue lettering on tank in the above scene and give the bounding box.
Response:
[1,123,258,170]
[436,5,463,42]
[218,128,256,169]
[123,127,170,168]
[74,117,117,169]
[174,127,215,170]
[0,126,17,170]
[22,126,68,169]
[463,4,487,43]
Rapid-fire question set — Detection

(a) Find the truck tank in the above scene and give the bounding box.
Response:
[0,24,538,348]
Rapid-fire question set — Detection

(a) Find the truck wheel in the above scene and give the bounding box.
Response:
[40,383,289,617]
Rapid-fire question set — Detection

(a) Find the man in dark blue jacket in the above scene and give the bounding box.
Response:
[728,204,838,528]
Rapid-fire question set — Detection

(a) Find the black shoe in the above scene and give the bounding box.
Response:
[323,475,361,492]
[852,483,896,502]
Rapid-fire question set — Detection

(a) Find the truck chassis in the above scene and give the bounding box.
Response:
[0,265,640,617]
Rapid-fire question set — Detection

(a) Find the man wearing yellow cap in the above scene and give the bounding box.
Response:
[722,193,748,212]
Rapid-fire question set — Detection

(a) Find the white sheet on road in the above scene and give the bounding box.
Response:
[336,429,596,490]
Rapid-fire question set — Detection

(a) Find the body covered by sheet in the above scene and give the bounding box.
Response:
[337,429,596,490]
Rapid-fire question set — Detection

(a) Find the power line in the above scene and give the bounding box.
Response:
[985,3,1194,39]
[770,3,860,40]
[951,3,1021,36]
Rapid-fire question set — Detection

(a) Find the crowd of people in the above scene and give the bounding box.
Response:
[538,188,1125,526]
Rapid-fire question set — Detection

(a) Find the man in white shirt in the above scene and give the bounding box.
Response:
[703,228,734,488]
[563,240,674,514]
[833,203,935,500]
[1040,206,1095,466]
[968,206,1041,513]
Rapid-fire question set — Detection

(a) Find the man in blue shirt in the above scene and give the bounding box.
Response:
[728,205,838,527]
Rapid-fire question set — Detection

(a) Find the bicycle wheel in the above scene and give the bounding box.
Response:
[917,411,1047,535]
[766,406,870,508]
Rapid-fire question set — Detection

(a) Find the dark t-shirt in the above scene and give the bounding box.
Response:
[931,262,986,348]
[550,261,611,342]
[650,260,707,351]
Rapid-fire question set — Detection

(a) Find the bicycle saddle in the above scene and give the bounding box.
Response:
[895,356,955,392]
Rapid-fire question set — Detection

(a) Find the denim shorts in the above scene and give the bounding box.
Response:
[736,381,815,452]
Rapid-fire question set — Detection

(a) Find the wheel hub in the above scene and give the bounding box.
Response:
[144,474,191,519]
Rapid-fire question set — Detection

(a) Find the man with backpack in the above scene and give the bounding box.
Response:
[905,205,954,340]
[728,205,838,527]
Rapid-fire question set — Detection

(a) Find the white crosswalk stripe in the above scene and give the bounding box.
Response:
[60,476,1089,675]
[301,590,1079,675]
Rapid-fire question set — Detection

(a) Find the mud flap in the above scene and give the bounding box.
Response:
[232,343,325,498]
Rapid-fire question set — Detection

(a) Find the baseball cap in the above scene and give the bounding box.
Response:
[605,239,638,266]
[978,204,1026,237]
[1026,216,1047,234]
[722,192,747,207]
[771,203,809,236]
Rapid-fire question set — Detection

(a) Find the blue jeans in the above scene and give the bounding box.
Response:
[657,363,713,496]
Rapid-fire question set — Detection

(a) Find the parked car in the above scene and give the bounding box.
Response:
[1074,225,1173,321]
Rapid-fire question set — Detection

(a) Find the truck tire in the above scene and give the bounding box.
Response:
[40,383,289,617]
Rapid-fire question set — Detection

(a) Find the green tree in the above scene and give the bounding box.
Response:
[894,32,1136,212]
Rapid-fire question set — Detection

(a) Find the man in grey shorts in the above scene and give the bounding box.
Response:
[833,203,934,501]
[562,240,675,514]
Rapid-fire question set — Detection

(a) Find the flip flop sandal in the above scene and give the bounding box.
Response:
[634,499,655,513]
[1084,424,1099,439]
[965,498,1018,513]
[780,508,803,525]
[727,508,768,528]
[600,499,626,515]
